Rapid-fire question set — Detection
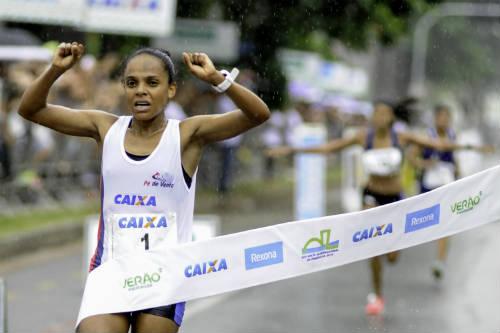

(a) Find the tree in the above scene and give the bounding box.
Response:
[180,0,444,109]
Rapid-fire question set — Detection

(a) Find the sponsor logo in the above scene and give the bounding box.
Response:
[89,0,160,11]
[114,194,156,206]
[118,215,168,229]
[353,223,393,243]
[123,268,162,291]
[405,204,440,233]
[144,172,175,189]
[451,191,482,215]
[245,242,284,270]
[301,229,339,262]
[184,259,228,278]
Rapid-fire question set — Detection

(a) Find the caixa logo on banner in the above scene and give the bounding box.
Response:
[184,259,228,278]
[352,223,393,243]
[405,204,440,233]
[245,242,284,270]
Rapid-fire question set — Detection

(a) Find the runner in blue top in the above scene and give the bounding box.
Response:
[409,105,458,281]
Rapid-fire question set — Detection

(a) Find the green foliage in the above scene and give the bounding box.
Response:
[178,0,443,108]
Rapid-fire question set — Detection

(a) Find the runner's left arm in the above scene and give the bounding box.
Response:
[399,132,470,151]
[181,52,270,145]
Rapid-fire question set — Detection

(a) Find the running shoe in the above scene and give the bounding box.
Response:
[431,260,445,281]
[365,293,385,316]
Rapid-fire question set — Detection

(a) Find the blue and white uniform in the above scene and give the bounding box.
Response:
[90,116,196,326]
[420,127,456,193]
[362,127,404,206]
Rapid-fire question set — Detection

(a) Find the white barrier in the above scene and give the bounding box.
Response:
[293,124,327,219]
[77,164,500,325]
[0,278,6,333]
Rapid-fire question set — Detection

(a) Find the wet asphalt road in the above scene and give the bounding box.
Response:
[1,209,499,333]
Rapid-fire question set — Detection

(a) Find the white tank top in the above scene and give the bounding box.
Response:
[90,116,196,269]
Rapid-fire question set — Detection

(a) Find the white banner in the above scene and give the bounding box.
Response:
[77,164,499,327]
[84,0,177,36]
[0,0,176,37]
[0,0,84,25]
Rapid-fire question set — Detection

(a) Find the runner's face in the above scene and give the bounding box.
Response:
[435,110,450,130]
[372,104,394,129]
[123,54,176,121]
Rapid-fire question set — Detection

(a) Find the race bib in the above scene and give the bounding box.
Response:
[110,213,178,259]
[362,148,402,176]
[423,162,456,189]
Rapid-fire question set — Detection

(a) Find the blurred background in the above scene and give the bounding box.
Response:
[0,0,500,332]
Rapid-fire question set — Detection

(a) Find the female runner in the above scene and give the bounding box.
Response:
[18,42,270,333]
[268,101,481,315]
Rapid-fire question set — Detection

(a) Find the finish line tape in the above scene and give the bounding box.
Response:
[77,165,500,326]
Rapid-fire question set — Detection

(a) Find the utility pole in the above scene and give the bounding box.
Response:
[409,3,500,98]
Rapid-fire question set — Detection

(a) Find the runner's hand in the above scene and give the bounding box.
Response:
[266,146,293,158]
[477,144,495,154]
[52,42,85,72]
[182,52,225,86]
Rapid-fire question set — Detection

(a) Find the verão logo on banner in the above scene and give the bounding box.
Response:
[123,268,162,292]
[301,229,339,262]
[451,191,482,214]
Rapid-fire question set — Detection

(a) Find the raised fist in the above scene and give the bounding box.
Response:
[52,42,85,72]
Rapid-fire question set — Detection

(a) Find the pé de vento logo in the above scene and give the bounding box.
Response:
[144,172,175,189]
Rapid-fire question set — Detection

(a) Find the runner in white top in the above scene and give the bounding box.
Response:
[18,42,270,333]
[268,101,485,316]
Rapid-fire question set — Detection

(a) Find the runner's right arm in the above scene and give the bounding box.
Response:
[18,42,117,141]
[267,131,365,157]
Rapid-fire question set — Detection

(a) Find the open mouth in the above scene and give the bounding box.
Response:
[134,101,151,112]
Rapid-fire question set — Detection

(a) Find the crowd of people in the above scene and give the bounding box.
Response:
[0,46,384,211]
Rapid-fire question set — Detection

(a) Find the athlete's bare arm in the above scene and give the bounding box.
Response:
[266,131,366,157]
[18,42,117,142]
[398,132,461,151]
[179,52,270,174]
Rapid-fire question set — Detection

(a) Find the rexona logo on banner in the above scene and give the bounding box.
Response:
[451,191,482,215]
[245,242,284,270]
[123,269,162,291]
[405,204,440,233]
[301,229,339,262]
[184,259,228,278]
[353,223,393,243]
